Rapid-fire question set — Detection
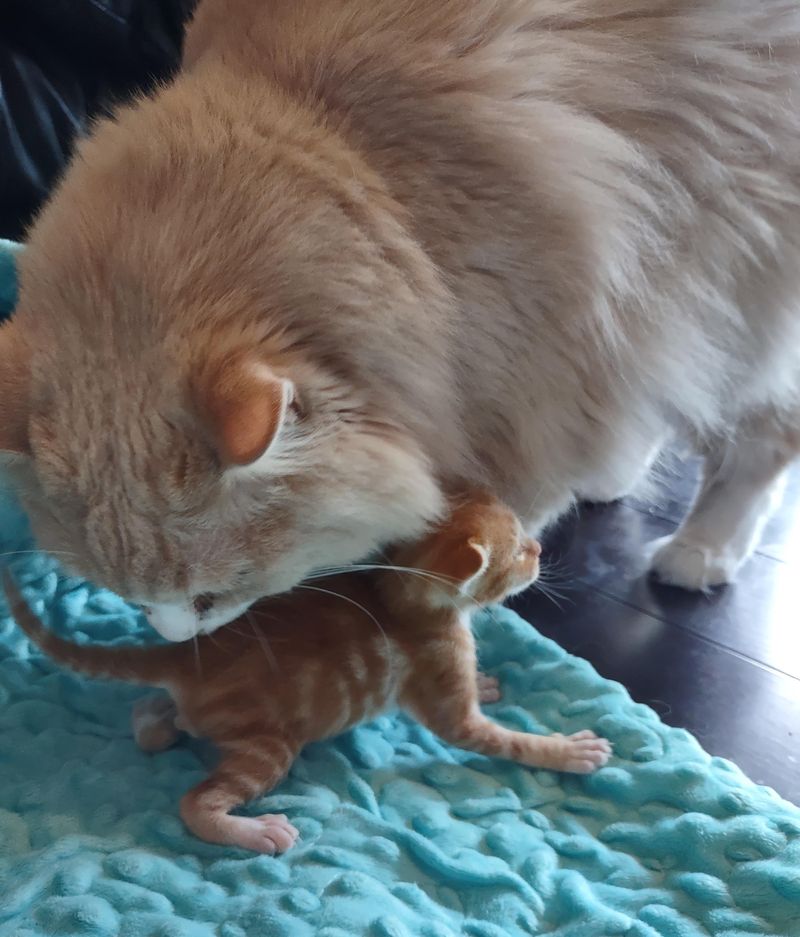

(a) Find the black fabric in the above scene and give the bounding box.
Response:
[0,1,194,241]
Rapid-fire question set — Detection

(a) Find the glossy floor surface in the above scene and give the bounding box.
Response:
[513,454,800,805]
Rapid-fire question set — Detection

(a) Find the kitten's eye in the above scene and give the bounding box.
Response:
[516,540,542,562]
[193,593,216,615]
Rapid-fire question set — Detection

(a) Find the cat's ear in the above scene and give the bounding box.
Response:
[0,320,31,456]
[194,356,294,467]
[429,535,489,590]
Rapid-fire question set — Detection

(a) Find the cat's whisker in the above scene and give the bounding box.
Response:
[0,549,80,561]
[306,564,482,616]
[296,584,391,654]
[245,609,279,673]
[204,631,225,652]
[191,633,203,678]
[524,485,545,526]
[302,563,459,589]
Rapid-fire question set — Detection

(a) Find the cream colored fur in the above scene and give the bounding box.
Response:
[1,0,799,634]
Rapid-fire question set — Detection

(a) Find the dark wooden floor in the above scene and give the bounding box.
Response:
[512,454,800,805]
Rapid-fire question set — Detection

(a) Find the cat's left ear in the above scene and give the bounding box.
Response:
[193,356,295,466]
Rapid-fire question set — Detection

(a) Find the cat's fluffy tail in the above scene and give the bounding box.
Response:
[3,572,179,686]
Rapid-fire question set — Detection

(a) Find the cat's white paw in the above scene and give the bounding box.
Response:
[477,672,501,703]
[553,730,612,774]
[232,814,299,854]
[649,535,745,591]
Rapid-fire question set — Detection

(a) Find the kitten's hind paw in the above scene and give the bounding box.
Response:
[553,730,612,774]
[477,672,502,703]
[231,814,300,854]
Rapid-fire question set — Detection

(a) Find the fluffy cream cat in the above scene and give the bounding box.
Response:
[1,0,799,638]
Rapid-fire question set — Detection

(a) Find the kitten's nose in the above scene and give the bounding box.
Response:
[529,540,542,558]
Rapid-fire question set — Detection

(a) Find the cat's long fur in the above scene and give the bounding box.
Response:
[4,493,611,853]
[1,0,799,634]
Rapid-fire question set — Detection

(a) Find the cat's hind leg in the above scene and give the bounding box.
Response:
[651,414,799,590]
[179,735,300,853]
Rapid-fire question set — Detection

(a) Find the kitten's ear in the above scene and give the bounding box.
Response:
[428,535,489,590]
[0,320,31,456]
[194,356,294,466]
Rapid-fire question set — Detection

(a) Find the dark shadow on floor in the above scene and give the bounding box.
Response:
[512,453,800,804]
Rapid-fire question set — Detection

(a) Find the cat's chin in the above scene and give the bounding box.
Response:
[144,597,257,642]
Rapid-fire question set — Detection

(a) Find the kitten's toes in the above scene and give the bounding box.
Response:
[477,672,502,703]
[555,731,612,774]
[236,814,300,854]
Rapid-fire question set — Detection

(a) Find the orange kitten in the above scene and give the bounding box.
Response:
[5,492,610,854]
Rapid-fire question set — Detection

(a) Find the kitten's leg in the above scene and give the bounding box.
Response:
[404,645,610,774]
[179,735,300,854]
[132,693,180,752]
[423,706,611,774]
[651,417,798,590]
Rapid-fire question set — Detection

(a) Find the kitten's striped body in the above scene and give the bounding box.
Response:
[6,493,610,853]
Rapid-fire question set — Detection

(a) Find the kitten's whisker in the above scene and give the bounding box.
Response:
[531,580,572,610]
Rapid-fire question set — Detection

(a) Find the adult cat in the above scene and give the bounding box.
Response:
[1,0,799,639]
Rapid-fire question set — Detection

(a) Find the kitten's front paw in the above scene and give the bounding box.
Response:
[233,814,300,854]
[650,535,743,590]
[552,730,612,774]
[477,672,501,703]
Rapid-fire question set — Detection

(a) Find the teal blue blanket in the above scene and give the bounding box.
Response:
[1,242,799,937]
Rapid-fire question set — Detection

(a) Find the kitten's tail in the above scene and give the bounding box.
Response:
[3,572,179,686]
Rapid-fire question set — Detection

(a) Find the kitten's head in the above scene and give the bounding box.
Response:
[389,489,541,610]
[0,316,443,641]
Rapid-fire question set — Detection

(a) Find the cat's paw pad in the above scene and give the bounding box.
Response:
[477,672,502,703]
[649,535,743,591]
[554,730,612,774]
[234,814,300,854]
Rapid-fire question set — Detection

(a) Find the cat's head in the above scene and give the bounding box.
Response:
[0,314,443,640]
[389,489,541,610]
[0,82,462,640]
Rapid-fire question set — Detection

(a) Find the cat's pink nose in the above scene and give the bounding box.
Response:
[529,540,542,558]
